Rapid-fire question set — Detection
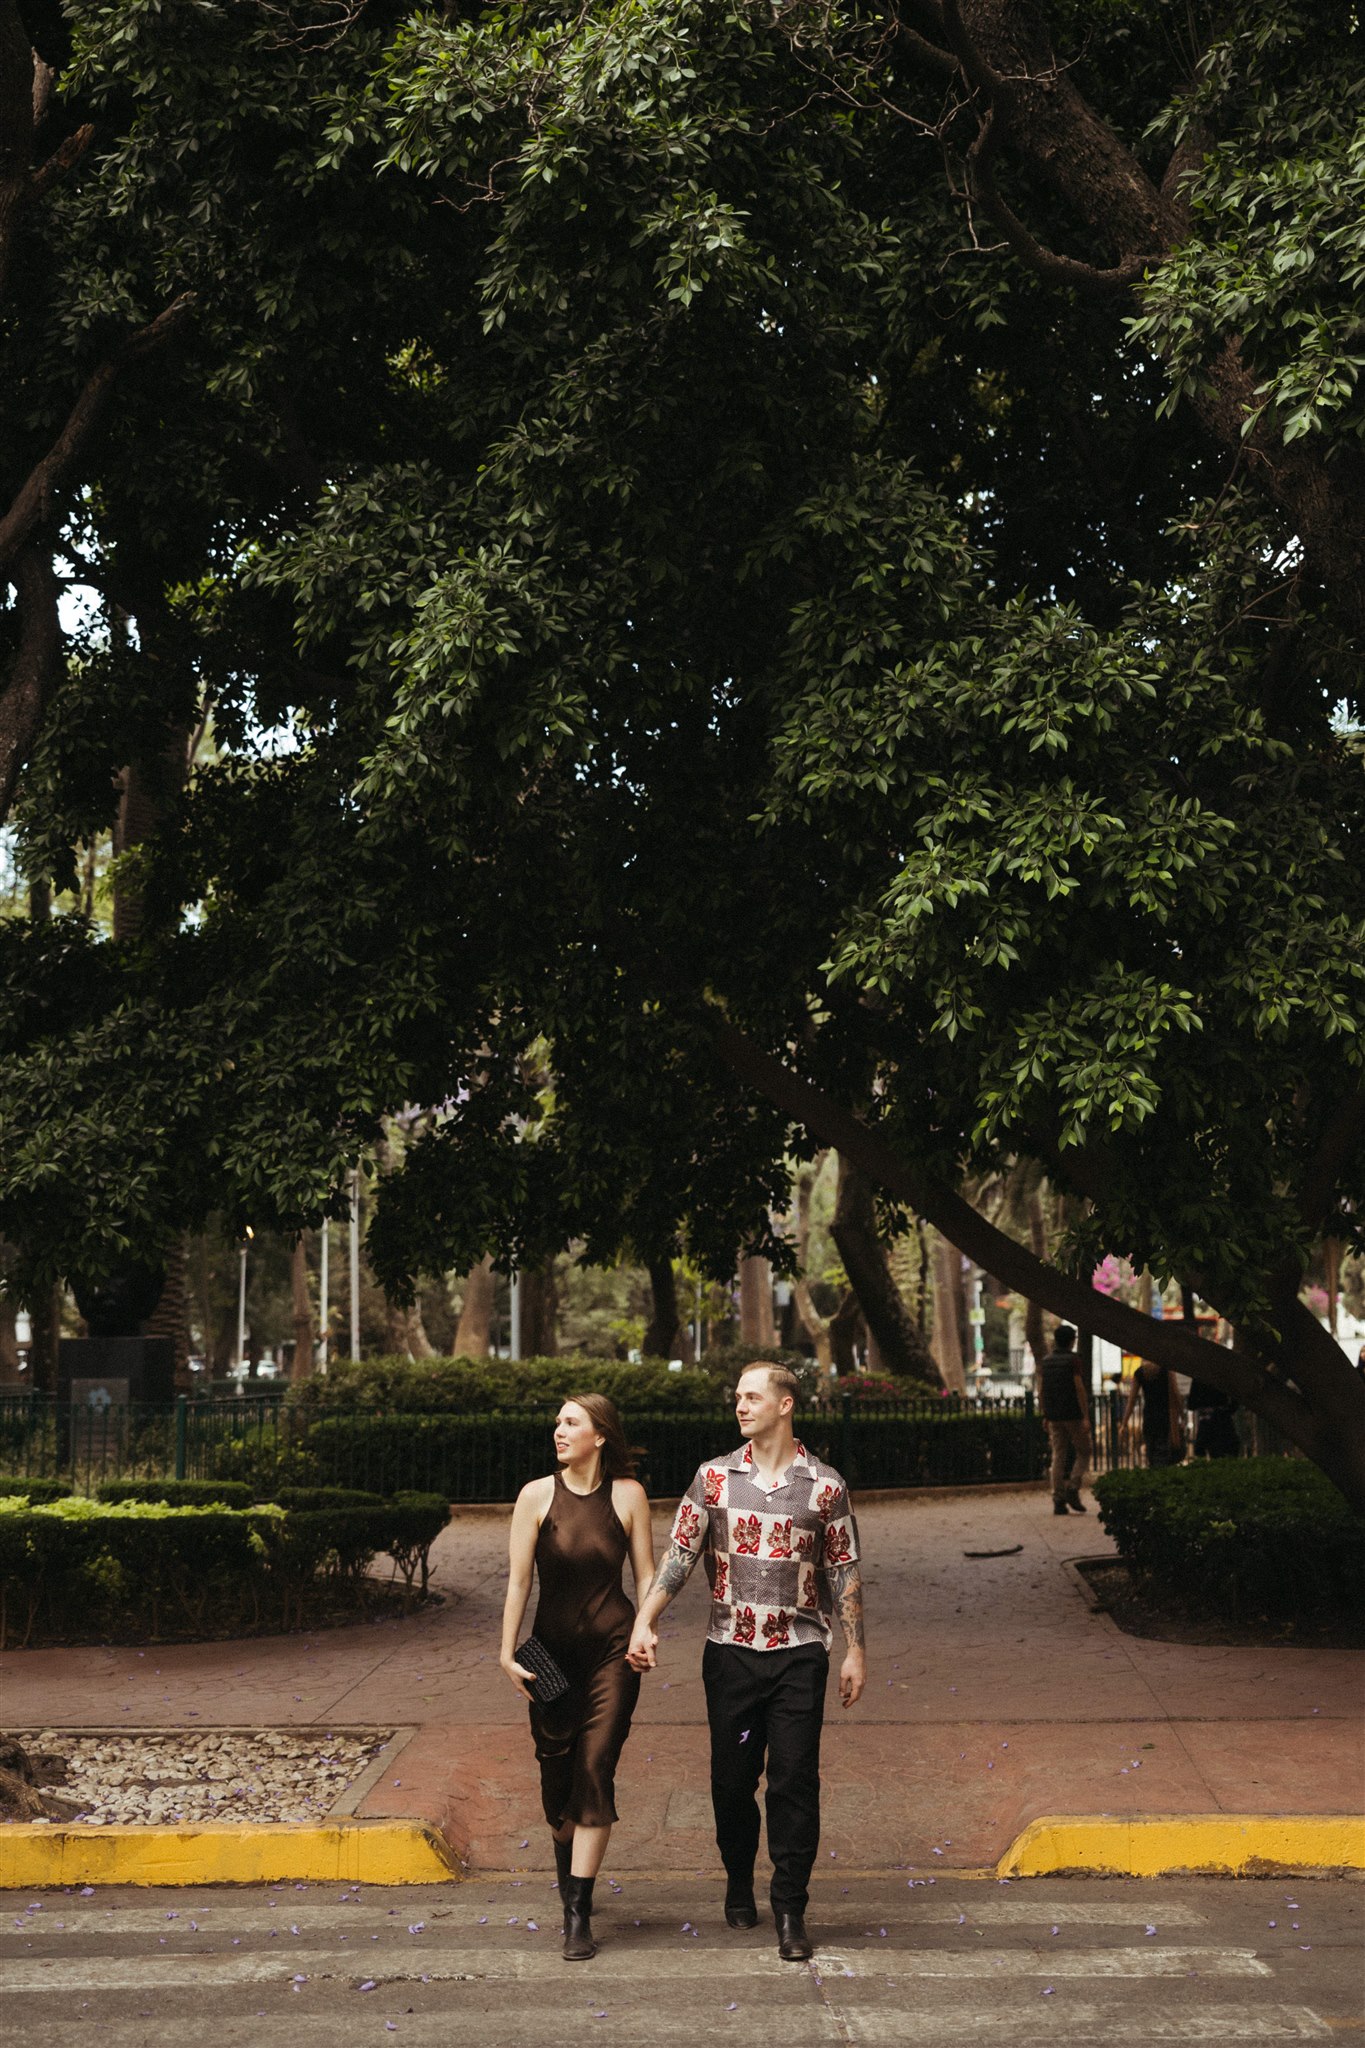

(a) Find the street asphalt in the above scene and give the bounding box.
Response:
[2,1874,1361,2046]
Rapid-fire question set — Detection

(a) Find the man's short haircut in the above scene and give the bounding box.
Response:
[741,1360,801,1405]
[1053,1323,1077,1350]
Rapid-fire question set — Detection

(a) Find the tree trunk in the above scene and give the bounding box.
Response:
[738,1254,776,1346]
[828,1288,863,1376]
[711,1021,1365,1506]
[931,1234,968,1394]
[0,1286,19,1382]
[146,1237,191,1385]
[831,1155,939,1383]
[406,1298,435,1359]
[520,1261,558,1357]
[454,1256,494,1357]
[1025,1188,1048,1365]
[644,1257,681,1359]
[290,1238,314,1380]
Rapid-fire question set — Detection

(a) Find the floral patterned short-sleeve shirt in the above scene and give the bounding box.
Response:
[667,1440,859,1652]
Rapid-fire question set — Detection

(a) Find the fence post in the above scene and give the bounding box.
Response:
[839,1392,851,1482]
[174,1395,188,1481]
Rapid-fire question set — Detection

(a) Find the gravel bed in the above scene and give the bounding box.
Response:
[14,1727,395,1825]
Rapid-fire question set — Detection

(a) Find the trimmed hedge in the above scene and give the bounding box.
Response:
[0,1491,450,1648]
[1092,1459,1365,1620]
[0,1475,73,1504]
[98,1478,254,1509]
[290,1354,732,1415]
[285,1404,1046,1500]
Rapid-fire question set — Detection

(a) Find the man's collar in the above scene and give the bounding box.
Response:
[730,1438,814,1482]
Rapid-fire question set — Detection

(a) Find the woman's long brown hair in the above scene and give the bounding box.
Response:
[566,1391,638,1480]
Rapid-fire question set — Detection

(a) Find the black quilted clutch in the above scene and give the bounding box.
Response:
[514,1634,570,1703]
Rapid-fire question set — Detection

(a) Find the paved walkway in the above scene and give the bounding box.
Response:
[4,1489,1361,1874]
[7,1876,1363,2047]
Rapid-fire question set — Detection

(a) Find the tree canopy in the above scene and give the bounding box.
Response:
[1,0,1363,1496]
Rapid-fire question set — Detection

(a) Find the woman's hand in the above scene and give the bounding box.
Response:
[501,1654,536,1701]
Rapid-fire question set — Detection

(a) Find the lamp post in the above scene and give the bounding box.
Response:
[236,1227,254,1382]
[349,1169,361,1361]
[509,1270,522,1362]
[318,1220,329,1373]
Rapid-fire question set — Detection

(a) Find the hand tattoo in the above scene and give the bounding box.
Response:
[649,1538,700,1605]
[827,1559,865,1650]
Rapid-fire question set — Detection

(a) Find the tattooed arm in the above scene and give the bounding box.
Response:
[626,1509,705,1671]
[827,1557,867,1707]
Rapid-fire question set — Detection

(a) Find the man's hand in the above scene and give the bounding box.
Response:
[838,1646,866,1708]
[626,1617,658,1672]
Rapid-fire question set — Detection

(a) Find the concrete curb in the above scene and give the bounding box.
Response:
[4,1811,1362,1889]
[0,1819,457,1889]
[997,1814,1365,1880]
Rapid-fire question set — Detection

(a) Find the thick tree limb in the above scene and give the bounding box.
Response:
[1299,1089,1365,1233]
[708,1019,1317,1442]
[0,294,195,570]
[30,120,93,201]
[0,545,60,819]
[0,0,33,299]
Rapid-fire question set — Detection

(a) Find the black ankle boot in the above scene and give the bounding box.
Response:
[724,1878,758,1929]
[775,1908,812,1961]
[561,1874,596,1961]
[552,1834,572,1925]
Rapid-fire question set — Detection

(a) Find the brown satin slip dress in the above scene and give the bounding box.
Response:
[529,1471,641,1829]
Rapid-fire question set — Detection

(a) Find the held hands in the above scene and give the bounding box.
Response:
[839,1647,867,1709]
[500,1654,536,1701]
[626,1618,658,1672]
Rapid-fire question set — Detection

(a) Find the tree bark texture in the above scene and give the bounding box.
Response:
[710,1019,1365,1506]
[519,1261,558,1357]
[1024,1188,1048,1365]
[830,1154,939,1384]
[644,1256,681,1359]
[931,1233,968,1395]
[738,1253,776,1347]
[453,1255,494,1357]
[145,1236,191,1383]
[290,1238,314,1380]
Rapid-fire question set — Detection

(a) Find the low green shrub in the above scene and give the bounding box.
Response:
[0,1475,73,1504]
[0,1490,450,1648]
[264,1486,384,1510]
[290,1354,729,1415]
[1092,1459,1365,1620]
[98,1478,254,1509]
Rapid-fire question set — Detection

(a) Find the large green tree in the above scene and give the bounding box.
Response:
[1,0,1363,1497]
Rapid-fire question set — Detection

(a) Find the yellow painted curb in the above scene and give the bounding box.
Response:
[997,1814,1365,1879]
[0,1820,458,1889]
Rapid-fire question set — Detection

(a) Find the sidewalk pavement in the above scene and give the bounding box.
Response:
[3,1487,1361,1876]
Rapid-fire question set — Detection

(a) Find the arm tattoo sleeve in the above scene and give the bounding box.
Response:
[649,1537,701,1605]
[827,1559,865,1650]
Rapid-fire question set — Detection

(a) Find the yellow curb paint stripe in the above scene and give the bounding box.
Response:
[996,1815,1365,1879]
[0,1821,457,1890]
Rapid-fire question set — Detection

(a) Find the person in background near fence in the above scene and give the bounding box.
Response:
[1187,1372,1240,1460]
[1122,1356,1186,1468]
[1040,1323,1091,1516]
[500,1393,654,1962]
[626,1362,866,1964]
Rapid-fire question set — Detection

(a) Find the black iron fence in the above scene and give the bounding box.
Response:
[0,1386,1206,1500]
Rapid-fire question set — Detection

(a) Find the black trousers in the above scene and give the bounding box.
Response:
[703,1639,827,1914]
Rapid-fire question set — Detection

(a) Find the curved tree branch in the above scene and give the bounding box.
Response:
[0,293,195,569]
[707,1018,1320,1447]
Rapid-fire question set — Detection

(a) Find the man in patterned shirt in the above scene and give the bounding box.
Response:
[627,1362,865,1961]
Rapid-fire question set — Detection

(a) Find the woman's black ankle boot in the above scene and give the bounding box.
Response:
[553,1835,573,1926]
[561,1874,596,1961]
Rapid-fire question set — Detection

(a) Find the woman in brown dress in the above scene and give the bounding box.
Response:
[500,1393,654,1961]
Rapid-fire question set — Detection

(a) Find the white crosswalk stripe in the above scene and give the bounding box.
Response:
[844,2006,1328,2041]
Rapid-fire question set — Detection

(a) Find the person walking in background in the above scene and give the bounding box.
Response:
[1040,1322,1091,1516]
[1187,1373,1239,1460]
[627,1362,866,1963]
[1123,1356,1186,1468]
[500,1394,655,1962]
